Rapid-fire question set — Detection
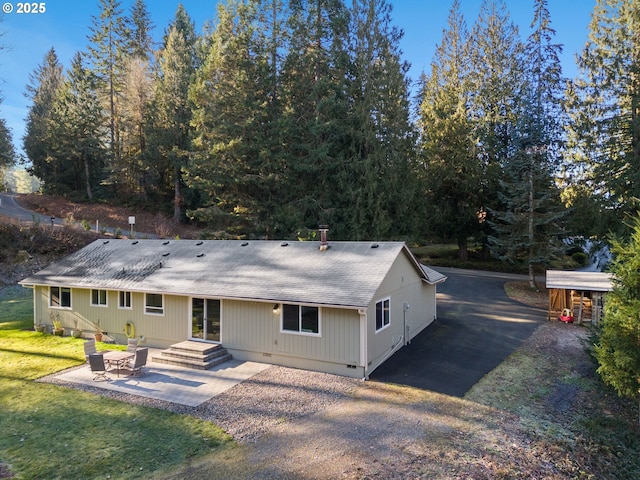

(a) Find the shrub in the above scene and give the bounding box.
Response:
[571,251,589,266]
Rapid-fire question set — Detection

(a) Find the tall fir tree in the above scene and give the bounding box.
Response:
[564,0,640,236]
[345,0,417,241]
[468,0,524,255]
[23,48,65,190]
[188,0,277,236]
[488,0,566,288]
[279,0,351,235]
[128,0,154,61]
[417,0,481,260]
[87,0,130,187]
[148,5,197,222]
[49,52,106,199]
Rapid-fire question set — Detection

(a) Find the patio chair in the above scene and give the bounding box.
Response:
[84,338,110,361]
[88,354,109,381]
[84,339,97,360]
[126,337,139,353]
[127,347,148,377]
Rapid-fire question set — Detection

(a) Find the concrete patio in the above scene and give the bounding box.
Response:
[54,349,271,407]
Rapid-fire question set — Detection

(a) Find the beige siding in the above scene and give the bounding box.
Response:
[223,300,361,367]
[31,249,437,379]
[366,252,437,375]
[33,286,190,348]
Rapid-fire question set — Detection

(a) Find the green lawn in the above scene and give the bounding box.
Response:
[0,286,232,480]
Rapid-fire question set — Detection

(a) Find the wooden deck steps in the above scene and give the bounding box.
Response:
[152,341,232,370]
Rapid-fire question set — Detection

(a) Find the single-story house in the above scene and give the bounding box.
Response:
[20,237,446,378]
[546,270,614,324]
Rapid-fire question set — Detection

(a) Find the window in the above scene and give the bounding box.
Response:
[376,298,390,331]
[91,289,108,307]
[50,286,71,309]
[145,293,164,315]
[118,291,132,309]
[282,304,320,335]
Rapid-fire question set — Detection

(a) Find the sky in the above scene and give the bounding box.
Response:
[0,0,596,158]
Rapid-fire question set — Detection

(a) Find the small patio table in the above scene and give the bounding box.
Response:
[102,351,134,377]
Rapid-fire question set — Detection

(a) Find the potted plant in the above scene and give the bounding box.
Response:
[35,324,46,333]
[51,312,64,336]
[94,319,104,342]
[70,319,82,338]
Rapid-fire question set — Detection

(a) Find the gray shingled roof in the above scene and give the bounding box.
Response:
[20,239,442,308]
[546,270,613,292]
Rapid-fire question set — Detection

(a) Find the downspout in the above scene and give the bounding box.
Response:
[403,302,410,345]
[32,286,37,327]
[359,308,368,379]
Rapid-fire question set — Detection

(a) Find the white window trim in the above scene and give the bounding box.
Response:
[49,286,72,310]
[90,289,108,308]
[280,303,321,337]
[145,293,164,316]
[118,291,132,310]
[375,297,391,333]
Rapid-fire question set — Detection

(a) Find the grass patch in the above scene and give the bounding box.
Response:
[0,287,232,480]
[466,323,640,478]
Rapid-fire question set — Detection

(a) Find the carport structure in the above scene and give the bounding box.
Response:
[546,270,613,325]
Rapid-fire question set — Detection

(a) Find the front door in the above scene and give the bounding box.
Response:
[191,298,221,342]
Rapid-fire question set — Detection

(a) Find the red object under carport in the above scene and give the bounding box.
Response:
[559,308,574,323]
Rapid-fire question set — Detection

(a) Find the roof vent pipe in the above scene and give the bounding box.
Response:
[319,225,329,251]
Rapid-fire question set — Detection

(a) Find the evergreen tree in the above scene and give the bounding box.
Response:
[0,110,16,188]
[128,0,154,61]
[564,0,640,236]
[278,0,351,235]
[594,214,640,421]
[488,0,566,288]
[188,0,277,236]
[87,0,130,182]
[23,48,65,189]
[345,0,417,240]
[417,0,481,259]
[148,6,197,222]
[468,0,524,254]
[51,52,107,199]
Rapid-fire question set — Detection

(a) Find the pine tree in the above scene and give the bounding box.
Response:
[23,48,65,190]
[564,0,640,236]
[488,0,566,288]
[594,214,640,422]
[417,0,481,260]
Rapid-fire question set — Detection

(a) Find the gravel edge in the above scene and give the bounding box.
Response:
[39,365,361,444]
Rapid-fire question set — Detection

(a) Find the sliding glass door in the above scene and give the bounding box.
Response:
[191,298,220,342]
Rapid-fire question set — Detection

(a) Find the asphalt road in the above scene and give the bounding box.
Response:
[0,192,59,225]
[370,267,546,397]
[0,193,155,238]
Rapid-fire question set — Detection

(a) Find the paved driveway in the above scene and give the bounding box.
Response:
[370,267,545,397]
